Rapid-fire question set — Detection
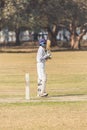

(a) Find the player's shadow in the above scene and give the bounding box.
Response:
[49,93,86,98]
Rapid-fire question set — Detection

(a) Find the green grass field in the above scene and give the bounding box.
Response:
[0,51,87,130]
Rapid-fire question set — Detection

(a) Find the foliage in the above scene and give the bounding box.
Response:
[0,0,87,47]
[0,0,87,30]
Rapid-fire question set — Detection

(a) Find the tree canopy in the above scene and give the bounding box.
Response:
[0,0,87,30]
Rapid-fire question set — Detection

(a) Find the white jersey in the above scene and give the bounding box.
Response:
[37,46,48,63]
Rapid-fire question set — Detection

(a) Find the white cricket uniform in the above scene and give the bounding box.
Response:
[36,46,48,95]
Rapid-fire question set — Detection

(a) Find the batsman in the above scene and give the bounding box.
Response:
[36,38,52,97]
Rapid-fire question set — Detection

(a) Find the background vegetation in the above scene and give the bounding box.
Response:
[0,0,87,29]
[0,0,87,48]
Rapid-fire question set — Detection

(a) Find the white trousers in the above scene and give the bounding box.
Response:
[37,62,47,94]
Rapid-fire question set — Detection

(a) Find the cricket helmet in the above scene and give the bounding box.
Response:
[39,39,46,46]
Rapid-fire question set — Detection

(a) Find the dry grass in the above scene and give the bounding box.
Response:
[0,51,87,130]
[0,102,87,130]
[0,51,87,98]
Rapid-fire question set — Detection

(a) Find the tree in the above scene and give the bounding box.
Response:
[0,0,87,48]
[0,0,28,44]
[40,0,87,49]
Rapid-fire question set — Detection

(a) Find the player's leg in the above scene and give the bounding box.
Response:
[37,63,42,96]
[40,64,48,97]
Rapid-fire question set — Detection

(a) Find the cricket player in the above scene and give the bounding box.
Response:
[36,39,51,97]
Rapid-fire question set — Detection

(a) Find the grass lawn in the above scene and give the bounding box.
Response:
[0,51,87,98]
[0,102,87,130]
[0,51,87,130]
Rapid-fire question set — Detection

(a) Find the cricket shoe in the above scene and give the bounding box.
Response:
[39,93,48,97]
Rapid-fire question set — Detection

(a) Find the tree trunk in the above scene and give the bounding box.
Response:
[70,22,87,49]
[70,30,86,49]
[15,28,20,45]
[70,35,80,49]
[47,24,57,47]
